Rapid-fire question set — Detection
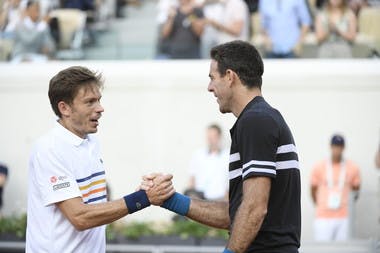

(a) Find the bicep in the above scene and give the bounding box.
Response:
[243,176,271,208]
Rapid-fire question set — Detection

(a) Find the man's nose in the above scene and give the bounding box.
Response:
[96,103,104,113]
[207,83,213,92]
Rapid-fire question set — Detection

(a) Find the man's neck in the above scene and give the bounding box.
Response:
[232,87,262,118]
[332,156,343,163]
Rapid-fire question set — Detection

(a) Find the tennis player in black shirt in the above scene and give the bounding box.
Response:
[144,40,301,253]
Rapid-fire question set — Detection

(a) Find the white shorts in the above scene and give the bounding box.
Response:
[314,218,349,241]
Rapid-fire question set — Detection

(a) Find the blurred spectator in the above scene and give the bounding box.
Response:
[155,0,177,58]
[0,0,22,38]
[316,0,375,15]
[195,0,223,58]
[348,0,368,15]
[11,0,55,62]
[60,0,95,10]
[259,0,311,58]
[244,0,259,13]
[187,124,229,200]
[0,163,8,216]
[310,134,361,241]
[160,0,204,59]
[205,0,249,44]
[315,0,357,58]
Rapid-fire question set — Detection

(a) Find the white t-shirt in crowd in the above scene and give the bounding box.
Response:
[218,0,250,44]
[26,122,107,253]
[189,148,229,200]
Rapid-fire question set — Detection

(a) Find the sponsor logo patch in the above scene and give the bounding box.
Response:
[53,182,70,191]
[50,176,57,183]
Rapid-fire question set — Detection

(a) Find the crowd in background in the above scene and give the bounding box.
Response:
[0,0,379,61]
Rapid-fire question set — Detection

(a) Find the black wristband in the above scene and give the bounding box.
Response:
[123,190,151,214]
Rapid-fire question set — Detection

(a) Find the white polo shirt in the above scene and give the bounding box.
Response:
[26,122,107,253]
[189,148,229,200]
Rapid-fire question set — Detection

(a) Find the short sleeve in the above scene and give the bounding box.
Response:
[238,114,279,179]
[296,0,312,26]
[31,147,82,206]
[310,164,321,187]
[230,1,246,22]
[258,1,269,30]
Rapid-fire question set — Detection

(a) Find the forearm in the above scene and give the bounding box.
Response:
[210,20,242,37]
[58,198,129,231]
[187,198,230,229]
[297,25,309,44]
[338,29,356,42]
[226,201,267,253]
[311,186,317,204]
[161,18,174,38]
[190,19,204,37]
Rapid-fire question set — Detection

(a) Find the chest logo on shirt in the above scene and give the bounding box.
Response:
[50,176,57,183]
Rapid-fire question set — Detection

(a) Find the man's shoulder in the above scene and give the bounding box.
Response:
[345,159,360,171]
[312,160,327,171]
[32,127,65,156]
[239,105,280,130]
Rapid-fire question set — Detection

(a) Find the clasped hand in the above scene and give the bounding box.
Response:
[138,173,175,206]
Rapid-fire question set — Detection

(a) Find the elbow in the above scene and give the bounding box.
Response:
[71,216,92,231]
[221,218,231,230]
[257,206,268,221]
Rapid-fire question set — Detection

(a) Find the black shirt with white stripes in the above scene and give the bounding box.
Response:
[229,96,301,253]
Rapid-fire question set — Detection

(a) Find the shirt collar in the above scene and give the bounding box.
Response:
[55,121,88,147]
[230,96,264,135]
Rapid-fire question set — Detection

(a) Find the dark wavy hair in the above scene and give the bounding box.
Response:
[210,40,264,89]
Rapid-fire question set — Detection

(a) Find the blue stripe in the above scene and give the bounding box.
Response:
[85,195,107,204]
[76,171,105,183]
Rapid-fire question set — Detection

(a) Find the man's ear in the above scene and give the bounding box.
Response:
[225,69,239,87]
[58,101,71,118]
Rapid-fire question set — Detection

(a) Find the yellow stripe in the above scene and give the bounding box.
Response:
[79,179,106,191]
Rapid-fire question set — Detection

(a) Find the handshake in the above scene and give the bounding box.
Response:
[138,173,176,206]
[123,172,191,216]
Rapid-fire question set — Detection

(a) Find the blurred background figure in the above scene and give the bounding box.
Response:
[310,134,361,241]
[195,0,223,58]
[0,0,22,39]
[187,124,229,201]
[204,0,249,45]
[315,0,369,15]
[160,0,204,59]
[259,0,311,58]
[0,162,8,217]
[11,0,55,62]
[155,0,177,59]
[315,0,357,58]
[60,0,95,10]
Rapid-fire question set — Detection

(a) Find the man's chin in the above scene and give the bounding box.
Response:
[219,106,230,114]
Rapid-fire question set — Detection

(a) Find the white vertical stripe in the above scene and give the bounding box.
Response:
[277,144,297,154]
[229,168,242,180]
[229,153,241,163]
[276,160,299,170]
[242,167,276,177]
[243,160,276,169]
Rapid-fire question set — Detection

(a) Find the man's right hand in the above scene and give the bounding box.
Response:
[143,173,175,206]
